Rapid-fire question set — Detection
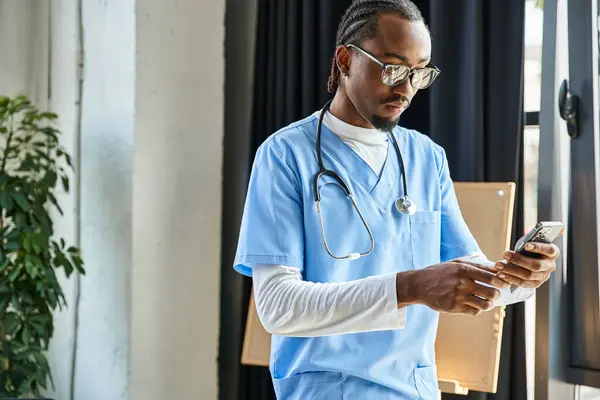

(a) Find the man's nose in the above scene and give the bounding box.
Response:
[393,78,416,99]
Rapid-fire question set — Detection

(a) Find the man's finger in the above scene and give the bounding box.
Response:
[463,305,483,316]
[464,295,494,312]
[495,261,548,280]
[470,283,501,302]
[496,271,525,287]
[459,263,511,289]
[496,272,544,288]
[460,260,498,273]
[501,251,549,272]
[521,242,560,259]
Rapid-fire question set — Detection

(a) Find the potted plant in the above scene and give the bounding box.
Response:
[0,94,84,398]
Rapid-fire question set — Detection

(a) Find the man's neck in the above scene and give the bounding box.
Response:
[328,91,374,130]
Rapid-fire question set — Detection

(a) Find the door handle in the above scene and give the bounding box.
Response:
[558,79,580,138]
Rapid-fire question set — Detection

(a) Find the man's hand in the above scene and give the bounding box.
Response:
[493,242,559,288]
[397,262,511,316]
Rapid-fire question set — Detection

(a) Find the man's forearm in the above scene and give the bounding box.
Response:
[252,264,407,337]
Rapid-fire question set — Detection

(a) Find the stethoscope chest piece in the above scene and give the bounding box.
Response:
[395,196,417,216]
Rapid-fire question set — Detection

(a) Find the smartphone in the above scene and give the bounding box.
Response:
[513,221,565,257]
[509,221,564,292]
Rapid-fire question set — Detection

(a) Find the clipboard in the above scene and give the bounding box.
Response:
[241,182,516,394]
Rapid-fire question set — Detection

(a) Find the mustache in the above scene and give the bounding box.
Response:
[381,95,411,106]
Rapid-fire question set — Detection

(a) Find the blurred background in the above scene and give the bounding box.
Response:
[0,0,598,399]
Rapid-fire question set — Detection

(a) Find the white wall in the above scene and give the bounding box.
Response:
[0,1,49,104]
[130,0,224,398]
[0,1,224,399]
[74,0,136,399]
[47,2,79,400]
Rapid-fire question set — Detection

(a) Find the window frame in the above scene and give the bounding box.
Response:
[563,0,600,387]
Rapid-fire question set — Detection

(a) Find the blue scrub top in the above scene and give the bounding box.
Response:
[234,114,480,399]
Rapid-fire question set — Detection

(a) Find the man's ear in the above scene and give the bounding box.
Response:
[335,45,351,76]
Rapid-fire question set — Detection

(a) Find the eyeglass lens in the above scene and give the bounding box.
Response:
[382,65,438,89]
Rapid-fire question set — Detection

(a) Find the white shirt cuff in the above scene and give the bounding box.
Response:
[383,271,406,329]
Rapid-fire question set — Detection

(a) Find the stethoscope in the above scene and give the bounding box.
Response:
[314,98,417,261]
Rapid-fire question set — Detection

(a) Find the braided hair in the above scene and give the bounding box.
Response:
[327,0,427,93]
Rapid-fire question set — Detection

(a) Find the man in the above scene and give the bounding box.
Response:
[233,0,559,398]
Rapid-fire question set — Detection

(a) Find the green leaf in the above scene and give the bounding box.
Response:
[71,255,84,274]
[11,192,30,211]
[29,320,45,337]
[32,233,46,253]
[23,235,32,252]
[8,265,21,282]
[48,192,63,215]
[5,226,19,240]
[29,314,47,326]
[4,312,21,335]
[15,212,28,230]
[0,192,14,210]
[61,175,69,192]
[45,171,57,188]
[21,325,31,344]
[11,293,19,311]
[37,371,48,390]
[5,238,20,251]
[63,257,74,277]
[64,153,73,167]
[35,149,51,162]
[39,111,58,120]
[0,297,10,312]
[46,290,58,309]
[19,290,32,305]
[24,255,38,278]
[0,283,9,294]
[0,258,9,273]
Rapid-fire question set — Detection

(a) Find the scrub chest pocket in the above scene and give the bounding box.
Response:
[410,211,441,269]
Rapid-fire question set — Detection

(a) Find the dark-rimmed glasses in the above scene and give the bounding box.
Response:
[347,44,440,89]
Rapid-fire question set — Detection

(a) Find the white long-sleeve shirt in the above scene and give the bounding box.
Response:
[252,110,534,337]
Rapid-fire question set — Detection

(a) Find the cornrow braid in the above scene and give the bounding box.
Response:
[327,0,426,94]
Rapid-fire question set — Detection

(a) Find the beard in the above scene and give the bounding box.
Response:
[370,114,401,132]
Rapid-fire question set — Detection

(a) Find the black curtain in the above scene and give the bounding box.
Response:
[249,0,353,154]
[220,0,527,399]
